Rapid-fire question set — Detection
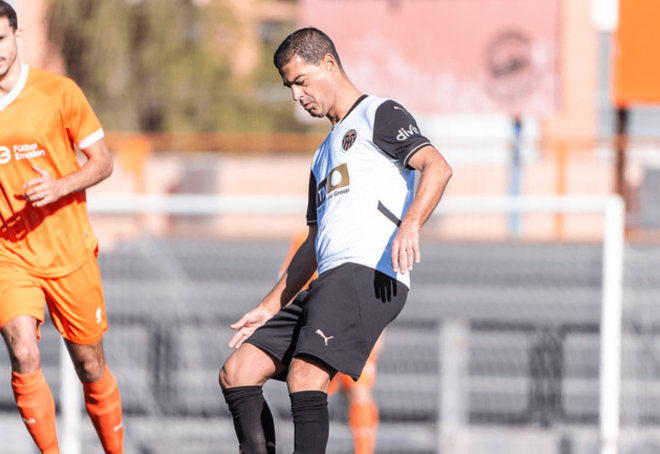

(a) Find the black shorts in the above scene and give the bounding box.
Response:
[246,263,408,381]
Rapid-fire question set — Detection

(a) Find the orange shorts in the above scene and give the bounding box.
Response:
[328,347,379,394]
[0,250,108,344]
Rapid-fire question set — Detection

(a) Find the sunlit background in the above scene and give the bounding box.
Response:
[2,0,660,453]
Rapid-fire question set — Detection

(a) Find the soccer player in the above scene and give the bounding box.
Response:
[0,2,123,453]
[219,27,452,454]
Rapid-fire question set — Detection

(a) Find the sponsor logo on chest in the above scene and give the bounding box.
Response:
[0,142,46,164]
[316,163,350,208]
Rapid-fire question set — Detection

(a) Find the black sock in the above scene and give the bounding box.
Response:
[290,391,329,454]
[223,386,276,454]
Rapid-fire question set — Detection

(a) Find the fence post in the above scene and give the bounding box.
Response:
[439,318,470,454]
[600,196,625,454]
[60,338,82,454]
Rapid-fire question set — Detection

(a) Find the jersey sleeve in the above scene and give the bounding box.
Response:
[306,171,318,225]
[373,100,432,169]
[62,78,104,149]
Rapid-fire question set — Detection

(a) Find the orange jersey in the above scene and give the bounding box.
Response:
[0,65,103,277]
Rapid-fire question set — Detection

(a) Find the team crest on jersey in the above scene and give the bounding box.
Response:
[342,129,357,151]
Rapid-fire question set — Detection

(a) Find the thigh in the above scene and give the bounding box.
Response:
[43,252,108,345]
[295,264,407,381]
[244,292,306,380]
[0,263,46,336]
[221,343,285,388]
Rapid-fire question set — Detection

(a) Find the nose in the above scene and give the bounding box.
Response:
[291,85,304,102]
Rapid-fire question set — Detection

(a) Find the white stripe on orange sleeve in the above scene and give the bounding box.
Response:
[77,128,105,149]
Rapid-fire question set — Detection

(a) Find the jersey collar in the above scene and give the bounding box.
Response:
[0,63,29,112]
[338,94,368,124]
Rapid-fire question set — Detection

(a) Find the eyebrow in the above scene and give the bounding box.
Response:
[283,74,304,88]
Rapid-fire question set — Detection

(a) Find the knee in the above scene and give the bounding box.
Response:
[287,370,331,394]
[287,370,325,393]
[219,355,243,390]
[219,364,231,390]
[76,358,105,383]
[287,357,332,393]
[74,354,105,383]
[66,339,107,383]
[9,342,40,373]
[219,350,273,390]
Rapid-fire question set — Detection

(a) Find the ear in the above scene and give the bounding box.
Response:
[321,53,338,75]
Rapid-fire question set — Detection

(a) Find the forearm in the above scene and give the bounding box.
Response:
[260,229,318,313]
[59,142,113,196]
[22,140,114,208]
[260,271,312,314]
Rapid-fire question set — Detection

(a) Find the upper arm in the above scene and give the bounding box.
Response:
[62,78,103,147]
[372,100,432,168]
[306,223,318,243]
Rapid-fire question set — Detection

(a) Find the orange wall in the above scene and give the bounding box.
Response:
[613,0,660,105]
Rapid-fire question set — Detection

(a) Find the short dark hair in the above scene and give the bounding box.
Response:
[0,1,17,31]
[274,27,344,72]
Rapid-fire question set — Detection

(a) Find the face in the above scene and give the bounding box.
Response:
[0,17,19,80]
[280,55,335,119]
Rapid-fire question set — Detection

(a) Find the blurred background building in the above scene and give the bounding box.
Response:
[9,0,633,242]
[10,0,655,240]
[10,0,658,243]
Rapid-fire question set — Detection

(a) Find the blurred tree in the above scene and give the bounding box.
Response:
[47,0,316,134]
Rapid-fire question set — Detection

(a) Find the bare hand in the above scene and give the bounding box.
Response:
[23,165,64,207]
[228,306,276,349]
[391,224,421,275]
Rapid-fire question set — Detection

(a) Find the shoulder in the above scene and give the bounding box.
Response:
[373,98,415,122]
[358,95,391,116]
[371,98,420,137]
[28,68,75,91]
[27,68,87,107]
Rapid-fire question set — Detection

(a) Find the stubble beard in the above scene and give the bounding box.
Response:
[0,48,18,81]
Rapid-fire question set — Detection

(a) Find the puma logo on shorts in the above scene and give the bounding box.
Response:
[315,329,334,346]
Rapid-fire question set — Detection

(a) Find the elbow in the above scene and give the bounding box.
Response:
[97,140,114,181]
[105,157,114,179]
[444,163,453,183]
[432,158,452,185]
[100,156,114,181]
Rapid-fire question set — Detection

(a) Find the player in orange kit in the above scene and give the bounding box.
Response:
[281,230,383,454]
[0,2,123,453]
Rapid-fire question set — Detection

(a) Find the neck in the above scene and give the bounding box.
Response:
[0,60,23,98]
[327,79,363,125]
